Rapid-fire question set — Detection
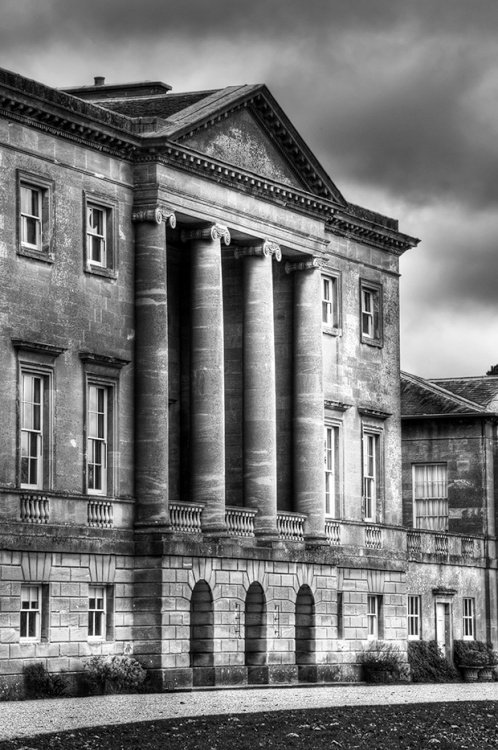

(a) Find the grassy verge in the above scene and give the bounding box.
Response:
[0,701,497,750]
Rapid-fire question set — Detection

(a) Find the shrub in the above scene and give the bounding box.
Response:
[360,641,404,683]
[408,641,459,683]
[23,662,68,699]
[83,655,147,694]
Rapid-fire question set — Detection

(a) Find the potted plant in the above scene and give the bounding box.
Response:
[453,640,494,682]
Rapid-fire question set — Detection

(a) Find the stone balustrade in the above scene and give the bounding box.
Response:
[225,506,257,537]
[169,502,204,533]
[87,500,114,528]
[407,528,483,562]
[364,525,383,550]
[277,511,306,541]
[20,493,50,524]
[325,519,341,546]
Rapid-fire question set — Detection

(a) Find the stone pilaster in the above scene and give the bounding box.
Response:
[235,240,281,539]
[132,205,176,527]
[286,258,326,542]
[181,224,230,534]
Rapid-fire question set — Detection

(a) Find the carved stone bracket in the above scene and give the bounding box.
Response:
[132,205,176,227]
[285,257,322,274]
[181,223,231,245]
[234,239,282,261]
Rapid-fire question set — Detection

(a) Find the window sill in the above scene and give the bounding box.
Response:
[361,337,383,348]
[18,246,54,264]
[85,264,117,280]
[322,326,342,337]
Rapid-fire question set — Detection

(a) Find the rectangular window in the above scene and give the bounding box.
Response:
[88,585,106,639]
[413,463,448,531]
[20,371,51,489]
[408,595,421,640]
[20,584,41,641]
[84,194,116,276]
[322,274,340,331]
[17,172,53,261]
[360,281,382,345]
[363,431,379,521]
[86,204,107,267]
[87,384,108,495]
[367,595,382,640]
[324,424,340,517]
[20,184,42,250]
[463,598,475,640]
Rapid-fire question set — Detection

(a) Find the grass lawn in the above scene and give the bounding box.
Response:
[0,701,497,750]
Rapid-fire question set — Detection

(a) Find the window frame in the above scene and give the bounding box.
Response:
[408,595,421,640]
[412,462,449,531]
[321,271,341,334]
[367,594,382,640]
[20,583,49,643]
[462,597,475,640]
[362,427,382,522]
[324,421,341,518]
[17,171,54,262]
[88,584,114,641]
[86,380,113,497]
[359,279,383,346]
[19,366,52,491]
[83,192,117,278]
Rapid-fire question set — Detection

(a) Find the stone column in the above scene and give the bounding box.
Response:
[181,224,230,534]
[235,241,281,539]
[132,206,175,527]
[286,258,326,542]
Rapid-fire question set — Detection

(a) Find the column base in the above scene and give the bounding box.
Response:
[268,665,298,684]
[298,664,318,683]
[192,667,215,687]
[162,668,193,691]
[305,533,329,547]
[201,523,229,537]
[214,666,248,686]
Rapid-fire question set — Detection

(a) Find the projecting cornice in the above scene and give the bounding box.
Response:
[0,68,140,158]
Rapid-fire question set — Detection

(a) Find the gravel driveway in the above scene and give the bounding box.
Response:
[0,682,497,741]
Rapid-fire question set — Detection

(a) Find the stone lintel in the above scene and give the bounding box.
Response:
[11,339,66,358]
[285,257,321,273]
[132,205,176,227]
[181,223,231,245]
[234,239,281,261]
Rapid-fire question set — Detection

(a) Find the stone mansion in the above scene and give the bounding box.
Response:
[0,66,494,689]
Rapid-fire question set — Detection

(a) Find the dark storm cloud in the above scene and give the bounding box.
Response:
[1,0,497,376]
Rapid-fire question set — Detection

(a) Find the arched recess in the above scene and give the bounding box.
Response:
[295,584,316,681]
[190,580,214,686]
[245,582,267,682]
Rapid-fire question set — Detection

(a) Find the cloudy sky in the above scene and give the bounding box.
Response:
[1,0,497,378]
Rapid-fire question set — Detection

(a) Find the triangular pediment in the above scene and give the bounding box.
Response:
[179,108,307,190]
[159,85,346,205]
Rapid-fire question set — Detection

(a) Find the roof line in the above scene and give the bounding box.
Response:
[401,370,485,412]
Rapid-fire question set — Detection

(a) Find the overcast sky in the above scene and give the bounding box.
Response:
[2,0,497,378]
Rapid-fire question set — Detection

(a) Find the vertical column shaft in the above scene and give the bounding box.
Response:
[289,259,326,541]
[133,207,172,526]
[184,224,230,533]
[239,243,280,538]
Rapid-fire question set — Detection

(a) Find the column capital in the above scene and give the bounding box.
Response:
[285,257,322,274]
[234,239,282,261]
[181,223,231,245]
[132,205,176,228]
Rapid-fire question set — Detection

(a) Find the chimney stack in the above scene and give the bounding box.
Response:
[94,76,105,87]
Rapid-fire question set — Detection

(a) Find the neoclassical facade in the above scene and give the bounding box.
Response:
[0,66,466,690]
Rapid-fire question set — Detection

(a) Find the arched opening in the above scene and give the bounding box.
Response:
[245,582,267,683]
[190,580,214,686]
[295,585,316,681]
